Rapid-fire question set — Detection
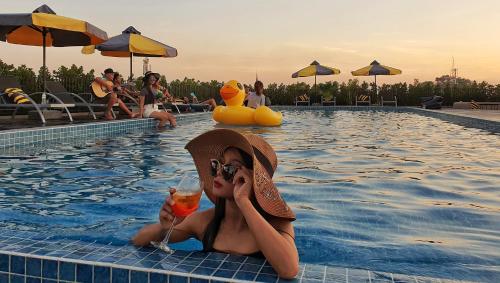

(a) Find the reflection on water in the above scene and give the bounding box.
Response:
[0,110,499,281]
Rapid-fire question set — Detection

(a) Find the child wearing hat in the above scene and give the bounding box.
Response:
[133,129,299,279]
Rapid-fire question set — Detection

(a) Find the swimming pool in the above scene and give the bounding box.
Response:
[0,110,499,282]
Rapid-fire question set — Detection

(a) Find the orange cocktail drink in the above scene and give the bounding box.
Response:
[171,190,202,217]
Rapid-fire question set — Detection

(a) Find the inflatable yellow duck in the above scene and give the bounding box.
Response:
[213,80,282,126]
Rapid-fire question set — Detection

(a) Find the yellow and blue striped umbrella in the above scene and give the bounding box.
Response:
[0,4,108,95]
[82,26,177,80]
[351,60,401,99]
[292,61,340,92]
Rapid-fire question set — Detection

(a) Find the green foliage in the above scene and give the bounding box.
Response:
[0,59,499,105]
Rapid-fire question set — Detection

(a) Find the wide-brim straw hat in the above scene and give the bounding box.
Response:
[142,71,160,82]
[185,129,295,221]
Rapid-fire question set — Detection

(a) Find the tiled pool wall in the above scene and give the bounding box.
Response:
[0,231,458,283]
[0,113,207,150]
[0,107,487,282]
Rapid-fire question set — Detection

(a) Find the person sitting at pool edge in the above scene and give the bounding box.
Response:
[190,92,217,111]
[93,68,137,120]
[139,72,176,128]
[132,129,299,279]
[245,80,267,109]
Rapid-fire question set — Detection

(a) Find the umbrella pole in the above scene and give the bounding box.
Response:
[42,28,47,104]
[374,75,377,105]
[315,75,317,95]
[129,53,133,82]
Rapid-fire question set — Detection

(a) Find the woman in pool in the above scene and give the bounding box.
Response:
[133,129,298,279]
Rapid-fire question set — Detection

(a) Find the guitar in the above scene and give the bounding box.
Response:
[91,80,114,98]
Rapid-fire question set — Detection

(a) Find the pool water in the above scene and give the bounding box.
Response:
[0,110,499,282]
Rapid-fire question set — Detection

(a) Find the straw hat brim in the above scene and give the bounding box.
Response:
[185,129,295,221]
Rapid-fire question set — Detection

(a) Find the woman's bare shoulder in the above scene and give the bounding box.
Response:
[182,208,215,239]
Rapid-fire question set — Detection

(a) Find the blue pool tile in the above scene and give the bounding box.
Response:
[256,273,279,282]
[169,274,188,283]
[199,259,221,269]
[10,255,25,275]
[244,256,265,265]
[212,269,236,278]
[220,261,241,270]
[42,260,58,279]
[59,261,75,281]
[226,254,247,263]
[133,260,157,269]
[77,264,93,283]
[26,277,42,283]
[171,264,196,273]
[189,252,209,259]
[10,274,24,283]
[130,270,148,283]
[112,268,129,283]
[41,280,57,283]
[93,266,110,283]
[99,256,121,263]
[115,258,138,265]
[240,263,262,272]
[277,277,300,283]
[0,273,7,283]
[190,278,209,283]
[261,266,278,275]
[234,271,257,281]
[192,267,215,276]
[207,253,227,261]
[26,257,42,277]
[0,254,8,272]
[149,273,168,283]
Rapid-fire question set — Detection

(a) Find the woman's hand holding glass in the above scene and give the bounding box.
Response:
[152,173,203,254]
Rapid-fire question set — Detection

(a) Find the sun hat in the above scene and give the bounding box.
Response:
[185,129,295,221]
[142,71,160,82]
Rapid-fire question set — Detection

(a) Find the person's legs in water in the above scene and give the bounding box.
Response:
[149,111,177,128]
[201,98,217,111]
[116,98,138,118]
[105,92,118,120]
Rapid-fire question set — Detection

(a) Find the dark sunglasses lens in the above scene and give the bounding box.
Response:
[222,165,237,181]
[210,160,218,177]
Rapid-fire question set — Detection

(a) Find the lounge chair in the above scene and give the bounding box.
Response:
[381,95,397,107]
[46,81,142,119]
[0,77,75,123]
[321,96,336,106]
[295,94,310,106]
[355,95,371,106]
[420,96,443,109]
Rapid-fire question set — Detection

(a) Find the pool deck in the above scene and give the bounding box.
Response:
[421,108,500,123]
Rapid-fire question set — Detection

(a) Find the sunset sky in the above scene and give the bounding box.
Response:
[2,0,500,85]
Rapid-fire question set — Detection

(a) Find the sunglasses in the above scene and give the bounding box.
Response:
[210,159,240,181]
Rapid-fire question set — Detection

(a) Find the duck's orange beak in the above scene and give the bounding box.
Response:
[220,85,239,100]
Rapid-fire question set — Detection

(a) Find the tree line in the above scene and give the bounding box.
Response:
[1,60,499,106]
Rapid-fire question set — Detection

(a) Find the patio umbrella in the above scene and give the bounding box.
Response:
[292,60,340,93]
[82,26,177,81]
[351,60,401,101]
[0,5,108,101]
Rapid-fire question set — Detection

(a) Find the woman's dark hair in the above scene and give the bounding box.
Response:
[113,72,121,82]
[254,80,263,90]
[142,74,156,97]
[202,147,253,251]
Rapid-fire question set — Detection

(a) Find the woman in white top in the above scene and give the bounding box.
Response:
[245,80,266,109]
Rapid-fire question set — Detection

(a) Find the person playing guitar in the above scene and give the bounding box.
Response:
[92,68,137,120]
